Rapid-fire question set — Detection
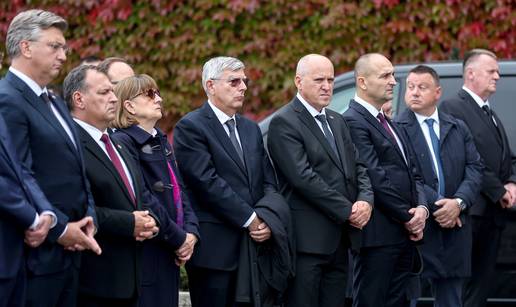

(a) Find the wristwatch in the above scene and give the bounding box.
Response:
[455,198,466,211]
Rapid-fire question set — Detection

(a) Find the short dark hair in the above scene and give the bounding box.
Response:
[97,57,131,75]
[408,65,440,86]
[80,55,101,65]
[63,65,104,111]
[463,49,496,73]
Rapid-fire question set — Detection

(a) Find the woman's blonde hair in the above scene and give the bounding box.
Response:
[112,74,159,129]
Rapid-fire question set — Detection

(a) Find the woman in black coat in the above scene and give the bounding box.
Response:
[111,74,199,307]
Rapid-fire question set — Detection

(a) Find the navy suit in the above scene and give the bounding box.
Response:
[173,102,277,307]
[396,109,483,306]
[440,89,516,307]
[343,100,427,307]
[0,71,96,307]
[112,125,199,307]
[0,114,53,307]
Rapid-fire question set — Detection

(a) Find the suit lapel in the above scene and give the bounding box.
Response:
[403,112,438,185]
[112,138,142,209]
[202,102,247,175]
[77,125,135,208]
[351,100,407,162]
[326,112,348,175]
[459,90,501,145]
[6,72,79,156]
[293,99,344,173]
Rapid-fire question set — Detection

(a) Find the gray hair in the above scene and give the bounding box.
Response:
[63,65,101,111]
[463,48,497,73]
[6,9,67,59]
[201,56,245,94]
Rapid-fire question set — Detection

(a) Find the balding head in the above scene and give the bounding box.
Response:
[354,53,396,110]
[295,54,334,112]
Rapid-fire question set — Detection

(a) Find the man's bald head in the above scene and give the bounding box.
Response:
[295,54,335,112]
[354,53,389,80]
[296,54,333,78]
[354,53,396,109]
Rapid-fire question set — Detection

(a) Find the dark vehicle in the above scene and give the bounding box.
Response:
[259,61,516,306]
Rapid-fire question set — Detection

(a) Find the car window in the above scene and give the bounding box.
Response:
[329,81,401,114]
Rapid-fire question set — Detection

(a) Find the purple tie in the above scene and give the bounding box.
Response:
[377,113,396,142]
[167,161,184,227]
[100,134,136,205]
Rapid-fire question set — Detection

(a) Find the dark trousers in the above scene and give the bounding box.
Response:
[463,217,502,307]
[25,266,79,307]
[187,266,240,307]
[0,265,25,307]
[77,292,137,307]
[286,240,349,307]
[429,277,464,307]
[352,241,419,307]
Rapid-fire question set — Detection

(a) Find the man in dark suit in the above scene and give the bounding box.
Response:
[267,54,374,307]
[396,65,483,307]
[64,65,188,307]
[440,49,516,307]
[174,56,277,307]
[0,9,101,307]
[0,112,55,307]
[343,53,429,307]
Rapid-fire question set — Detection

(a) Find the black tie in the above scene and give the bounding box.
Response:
[481,105,498,127]
[225,119,244,164]
[315,114,338,155]
[40,92,53,110]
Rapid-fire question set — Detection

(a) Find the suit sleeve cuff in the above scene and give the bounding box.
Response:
[243,212,256,228]
[29,213,40,230]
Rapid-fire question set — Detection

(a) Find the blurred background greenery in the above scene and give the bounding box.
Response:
[1,0,514,132]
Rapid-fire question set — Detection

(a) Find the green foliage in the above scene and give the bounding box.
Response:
[1,0,515,131]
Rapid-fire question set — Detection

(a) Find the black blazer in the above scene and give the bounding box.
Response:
[0,114,53,280]
[267,98,373,254]
[343,100,427,247]
[440,89,516,225]
[76,125,179,299]
[0,71,96,275]
[173,102,277,271]
[396,109,483,278]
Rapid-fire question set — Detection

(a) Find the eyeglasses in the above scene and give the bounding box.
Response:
[31,40,69,54]
[212,77,249,87]
[130,88,161,100]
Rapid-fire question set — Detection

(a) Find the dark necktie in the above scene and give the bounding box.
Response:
[315,114,338,155]
[377,113,396,142]
[225,119,245,165]
[424,118,445,195]
[40,92,53,109]
[166,161,184,227]
[100,134,136,205]
[482,105,498,127]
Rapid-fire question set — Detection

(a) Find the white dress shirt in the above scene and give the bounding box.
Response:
[463,85,497,125]
[74,119,135,194]
[414,110,441,185]
[354,94,408,163]
[207,100,255,228]
[296,93,335,136]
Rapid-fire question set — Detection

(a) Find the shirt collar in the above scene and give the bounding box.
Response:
[73,118,107,141]
[9,66,47,97]
[414,109,439,126]
[354,94,383,118]
[207,100,236,126]
[462,85,491,109]
[296,92,327,117]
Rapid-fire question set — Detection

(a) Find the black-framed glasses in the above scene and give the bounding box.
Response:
[212,77,249,87]
[130,88,161,100]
